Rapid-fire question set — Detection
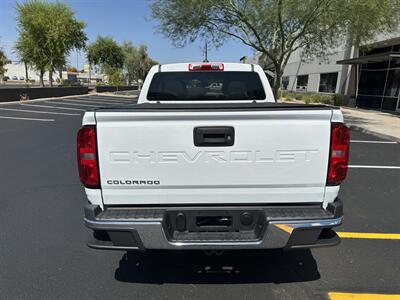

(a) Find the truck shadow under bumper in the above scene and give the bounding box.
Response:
[84,199,343,251]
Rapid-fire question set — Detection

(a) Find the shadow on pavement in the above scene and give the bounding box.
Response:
[115,249,320,284]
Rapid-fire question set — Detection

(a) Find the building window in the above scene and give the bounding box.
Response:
[358,70,386,95]
[296,75,308,91]
[282,76,289,90]
[319,72,338,93]
[385,69,400,97]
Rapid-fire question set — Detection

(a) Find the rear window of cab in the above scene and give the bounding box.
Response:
[147,71,266,101]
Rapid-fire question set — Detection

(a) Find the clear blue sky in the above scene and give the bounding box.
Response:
[0,0,254,68]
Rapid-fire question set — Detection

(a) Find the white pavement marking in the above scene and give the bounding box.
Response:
[20,103,85,111]
[349,165,400,169]
[46,101,100,108]
[85,96,135,101]
[92,96,136,101]
[90,98,135,102]
[0,116,54,122]
[0,107,80,116]
[350,140,397,144]
[63,98,128,105]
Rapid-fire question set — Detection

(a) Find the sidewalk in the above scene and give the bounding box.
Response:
[341,107,400,142]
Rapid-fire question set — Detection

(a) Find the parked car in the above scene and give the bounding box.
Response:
[78,62,348,252]
[206,82,223,91]
[19,76,25,81]
[12,76,18,80]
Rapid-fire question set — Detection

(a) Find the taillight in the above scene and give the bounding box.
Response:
[327,122,350,185]
[188,63,224,71]
[77,125,100,189]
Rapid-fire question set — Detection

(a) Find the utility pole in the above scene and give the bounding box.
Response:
[76,50,79,70]
[203,40,209,63]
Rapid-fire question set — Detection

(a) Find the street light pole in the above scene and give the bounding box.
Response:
[203,40,209,63]
[76,50,79,70]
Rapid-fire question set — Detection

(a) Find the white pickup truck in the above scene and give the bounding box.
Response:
[78,62,349,251]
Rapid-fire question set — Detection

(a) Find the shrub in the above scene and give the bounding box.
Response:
[62,79,81,87]
[319,94,333,104]
[294,92,303,100]
[310,93,322,103]
[281,90,289,98]
[279,91,342,106]
[333,94,343,106]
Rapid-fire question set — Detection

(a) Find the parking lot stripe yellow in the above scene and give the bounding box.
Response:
[275,224,293,234]
[337,232,400,240]
[329,292,400,299]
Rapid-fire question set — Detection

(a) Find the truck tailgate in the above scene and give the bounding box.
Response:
[95,106,332,205]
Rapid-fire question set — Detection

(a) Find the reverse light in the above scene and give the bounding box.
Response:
[327,122,350,185]
[77,125,100,189]
[188,63,224,71]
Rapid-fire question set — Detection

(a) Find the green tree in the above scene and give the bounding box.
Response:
[133,45,158,88]
[109,69,124,86]
[151,0,400,99]
[121,41,137,85]
[0,46,10,80]
[15,0,87,87]
[122,42,157,87]
[87,36,124,81]
[67,66,78,73]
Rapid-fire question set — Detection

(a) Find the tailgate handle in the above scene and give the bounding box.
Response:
[194,126,234,147]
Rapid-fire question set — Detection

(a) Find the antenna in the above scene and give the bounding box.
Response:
[203,40,209,63]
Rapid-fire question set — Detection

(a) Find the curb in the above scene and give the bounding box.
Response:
[0,93,91,105]
[96,92,139,99]
[348,125,400,143]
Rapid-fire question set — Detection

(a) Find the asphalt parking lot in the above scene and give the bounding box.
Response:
[0,95,399,300]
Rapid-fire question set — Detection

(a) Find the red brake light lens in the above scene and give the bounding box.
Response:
[327,123,350,185]
[77,125,100,188]
[188,63,224,71]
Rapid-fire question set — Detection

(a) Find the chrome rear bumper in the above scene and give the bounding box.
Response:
[84,200,343,251]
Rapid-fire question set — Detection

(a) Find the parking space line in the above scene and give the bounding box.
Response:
[80,96,134,101]
[20,103,85,111]
[348,165,400,169]
[0,116,54,122]
[63,98,129,105]
[90,99,135,103]
[93,96,136,101]
[60,99,114,105]
[0,108,80,116]
[329,292,400,299]
[351,140,397,144]
[46,101,100,107]
[337,232,400,240]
